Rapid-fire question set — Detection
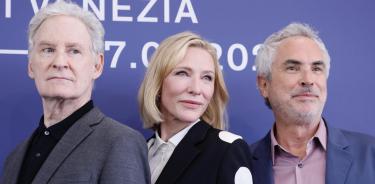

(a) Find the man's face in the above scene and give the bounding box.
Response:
[258,36,327,124]
[28,15,103,101]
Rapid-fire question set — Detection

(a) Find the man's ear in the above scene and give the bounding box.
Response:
[93,54,104,79]
[257,75,269,98]
[28,60,35,79]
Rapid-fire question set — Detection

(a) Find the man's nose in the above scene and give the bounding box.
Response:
[300,70,314,87]
[52,51,69,69]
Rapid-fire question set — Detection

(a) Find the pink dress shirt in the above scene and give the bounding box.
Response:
[271,120,327,184]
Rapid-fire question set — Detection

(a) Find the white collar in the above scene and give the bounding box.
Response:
[153,119,200,147]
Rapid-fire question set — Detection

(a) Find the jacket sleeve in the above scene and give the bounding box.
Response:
[217,139,253,184]
[99,130,151,184]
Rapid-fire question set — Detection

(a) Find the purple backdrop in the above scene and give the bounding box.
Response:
[1,0,375,174]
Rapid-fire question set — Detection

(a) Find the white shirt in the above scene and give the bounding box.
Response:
[148,120,199,184]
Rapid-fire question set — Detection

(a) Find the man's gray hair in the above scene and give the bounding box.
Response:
[28,0,104,55]
[255,22,331,80]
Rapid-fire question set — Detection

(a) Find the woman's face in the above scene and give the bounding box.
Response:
[160,47,215,124]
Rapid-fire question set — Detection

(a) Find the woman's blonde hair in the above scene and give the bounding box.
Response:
[138,31,229,130]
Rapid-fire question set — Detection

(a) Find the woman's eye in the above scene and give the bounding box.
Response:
[203,75,213,81]
[175,71,188,76]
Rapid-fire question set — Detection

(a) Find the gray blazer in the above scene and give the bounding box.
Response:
[1,107,150,184]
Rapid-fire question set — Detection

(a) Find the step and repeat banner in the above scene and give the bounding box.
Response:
[1,0,375,172]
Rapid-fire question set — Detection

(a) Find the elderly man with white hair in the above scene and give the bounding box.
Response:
[1,1,150,184]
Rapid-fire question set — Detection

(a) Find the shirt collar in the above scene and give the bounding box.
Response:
[270,118,327,165]
[37,100,94,140]
[150,119,200,149]
[315,119,327,150]
[168,119,199,146]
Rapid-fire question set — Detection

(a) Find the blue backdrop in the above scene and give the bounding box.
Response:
[1,0,375,174]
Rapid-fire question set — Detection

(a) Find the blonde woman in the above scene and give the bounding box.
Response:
[138,31,252,184]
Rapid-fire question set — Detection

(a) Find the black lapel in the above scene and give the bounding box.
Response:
[251,132,274,184]
[31,108,104,184]
[156,121,210,184]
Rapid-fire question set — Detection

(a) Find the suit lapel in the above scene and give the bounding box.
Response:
[325,125,352,184]
[250,120,353,184]
[156,121,209,184]
[3,137,32,184]
[251,132,274,184]
[31,108,104,184]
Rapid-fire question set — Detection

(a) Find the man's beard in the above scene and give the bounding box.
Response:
[270,87,324,125]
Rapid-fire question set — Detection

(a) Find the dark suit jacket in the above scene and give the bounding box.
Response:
[150,121,252,184]
[1,107,150,184]
[249,121,375,184]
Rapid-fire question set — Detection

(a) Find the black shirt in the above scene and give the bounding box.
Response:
[17,100,94,184]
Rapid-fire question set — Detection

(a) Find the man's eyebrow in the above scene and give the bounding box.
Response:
[283,59,302,65]
[36,41,55,47]
[312,60,325,66]
[65,42,83,48]
[283,59,326,67]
